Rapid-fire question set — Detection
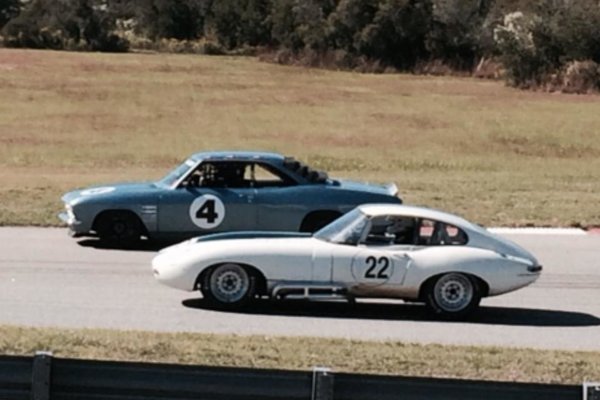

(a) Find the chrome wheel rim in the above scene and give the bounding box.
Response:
[210,264,249,304]
[433,273,473,312]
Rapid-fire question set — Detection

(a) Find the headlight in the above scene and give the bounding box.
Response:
[65,204,77,224]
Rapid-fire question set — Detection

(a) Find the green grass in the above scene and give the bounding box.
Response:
[1,325,599,384]
[1,48,599,227]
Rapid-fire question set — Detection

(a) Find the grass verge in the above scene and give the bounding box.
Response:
[1,325,599,384]
[1,49,600,227]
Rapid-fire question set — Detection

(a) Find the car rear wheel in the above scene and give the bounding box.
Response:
[425,273,481,319]
[95,211,142,246]
[202,264,255,309]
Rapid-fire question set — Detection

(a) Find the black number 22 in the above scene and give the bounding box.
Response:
[196,199,218,223]
[364,256,390,279]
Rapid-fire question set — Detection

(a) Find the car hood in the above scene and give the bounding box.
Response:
[193,231,312,243]
[159,231,312,254]
[62,182,159,204]
[335,179,399,197]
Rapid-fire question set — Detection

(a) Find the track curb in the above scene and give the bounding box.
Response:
[488,227,588,235]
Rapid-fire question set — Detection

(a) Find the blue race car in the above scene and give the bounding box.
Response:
[59,151,402,244]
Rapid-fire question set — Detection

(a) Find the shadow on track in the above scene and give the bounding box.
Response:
[76,239,177,252]
[182,298,600,327]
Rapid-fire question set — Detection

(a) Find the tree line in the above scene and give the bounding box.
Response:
[1,0,599,92]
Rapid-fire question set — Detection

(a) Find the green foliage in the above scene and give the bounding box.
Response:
[270,0,334,51]
[0,0,20,28]
[270,0,298,49]
[2,0,128,52]
[208,0,271,49]
[426,0,492,68]
[357,0,432,69]
[327,0,379,53]
[494,0,600,88]
[1,0,600,89]
[543,1,600,64]
[494,12,546,86]
[133,0,209,41]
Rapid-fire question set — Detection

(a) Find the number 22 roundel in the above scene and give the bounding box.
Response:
[189,194,226,229]
[351,251,395,284]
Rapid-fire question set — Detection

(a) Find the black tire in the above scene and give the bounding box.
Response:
[424,273,481,320]
[201,264,256,310]
[94,211,143,246]
[299,211,341,233]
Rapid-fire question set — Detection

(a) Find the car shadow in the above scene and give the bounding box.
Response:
[76,238,178,252]
[182,298,600,327]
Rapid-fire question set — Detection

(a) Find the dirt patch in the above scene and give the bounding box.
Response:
[0,135,66,146]
[489,133,600,158]
[370,113,449,130]
[0,49,41,70]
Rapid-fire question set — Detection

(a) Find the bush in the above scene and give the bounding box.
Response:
[326,0,379,54]
[494,1,600,88]
[2,0,129,52]
[426,0,492,70]
[493,11,548,86]
[207,0,271,50]
[560,60,600,94]
[356,0,432,70]
[0,0,20,29]
[131,0,208,41]
[270,0,333,52]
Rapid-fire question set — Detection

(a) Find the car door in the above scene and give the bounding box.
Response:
[332,245,412,287]
[331,215,416,287]
[249,162,305,231]
[311,241,335,283]
[157,161,257,236]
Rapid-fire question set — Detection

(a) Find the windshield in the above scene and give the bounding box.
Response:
[314,209,369,245]
[158,158,196,187]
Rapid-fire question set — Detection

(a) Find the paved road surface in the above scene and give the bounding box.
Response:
[1,227,599,350]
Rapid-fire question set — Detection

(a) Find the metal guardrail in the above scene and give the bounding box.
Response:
[0,352,598,400]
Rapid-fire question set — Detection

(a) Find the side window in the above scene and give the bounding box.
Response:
[363,216,417,246]
[184,162,250,188]
[245,163,296,188]
[418,219,468,246]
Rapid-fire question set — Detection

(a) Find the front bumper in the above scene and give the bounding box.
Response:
[58,211,85,237]
[152,252,198,291]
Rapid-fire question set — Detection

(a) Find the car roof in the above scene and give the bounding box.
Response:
[357,204,485,232]
[190,151,285,163]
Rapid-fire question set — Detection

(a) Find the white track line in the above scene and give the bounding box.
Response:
[488,227,587,235]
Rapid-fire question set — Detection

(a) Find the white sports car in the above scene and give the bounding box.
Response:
[152,204,542,318]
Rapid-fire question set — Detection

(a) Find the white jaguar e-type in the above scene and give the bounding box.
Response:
[152,204,542,319]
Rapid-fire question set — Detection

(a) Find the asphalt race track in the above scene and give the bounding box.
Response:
[1,227,599,351]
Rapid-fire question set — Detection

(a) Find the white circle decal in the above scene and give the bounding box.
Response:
[81,187,115,196]
[189,194,226,229]
[351,251,394,286]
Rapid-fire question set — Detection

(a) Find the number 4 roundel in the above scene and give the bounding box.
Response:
[189,194,226,229]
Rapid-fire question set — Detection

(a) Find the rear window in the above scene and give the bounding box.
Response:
[418,219,468,246]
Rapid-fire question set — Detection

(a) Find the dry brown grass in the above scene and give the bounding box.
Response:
[1,325,599,384]
[1,48,599,227]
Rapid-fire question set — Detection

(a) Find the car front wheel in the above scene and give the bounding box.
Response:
[425,273,481,319]
[95,211,142,246]
[202,264,255,309]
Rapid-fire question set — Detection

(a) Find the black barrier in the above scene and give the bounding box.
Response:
[0,352,589,400]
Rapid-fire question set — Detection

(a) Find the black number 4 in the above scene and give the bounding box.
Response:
[364,256,390,279]
[196,199,218,223]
